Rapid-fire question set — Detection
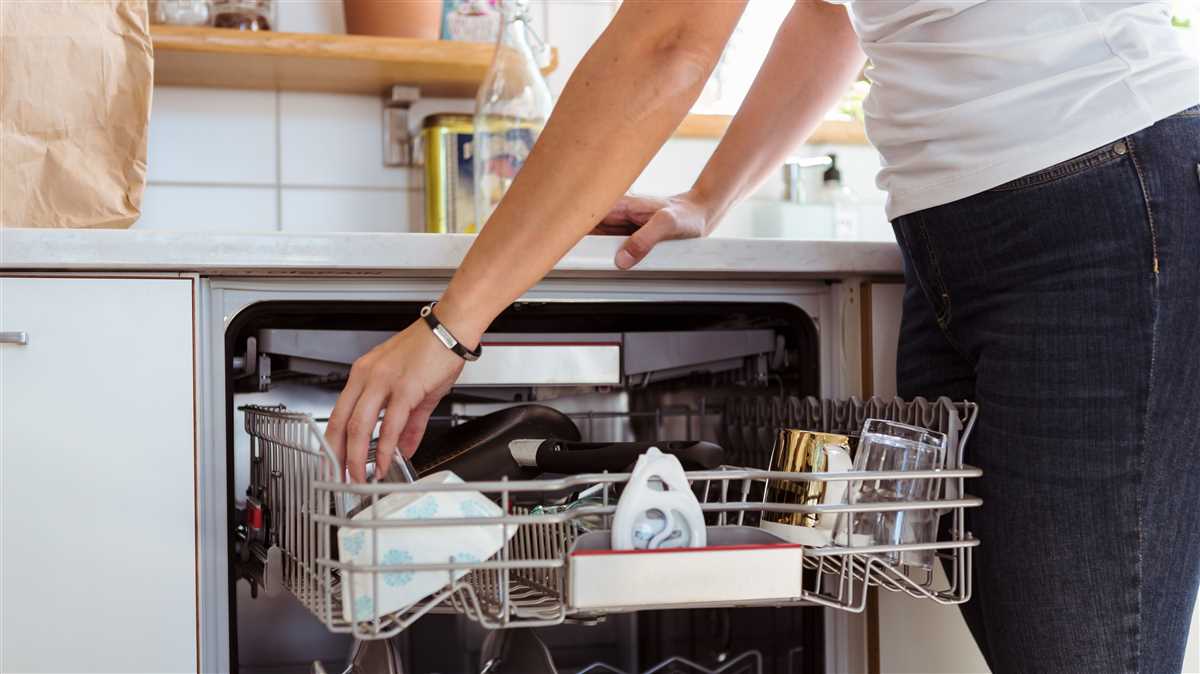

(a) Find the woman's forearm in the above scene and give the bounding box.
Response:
[691,0,865,226]
[436,1,747,344]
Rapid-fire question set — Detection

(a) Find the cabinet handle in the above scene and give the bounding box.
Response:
[0,332,28,345]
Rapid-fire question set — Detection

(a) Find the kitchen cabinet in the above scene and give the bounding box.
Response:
[0,276,198,673]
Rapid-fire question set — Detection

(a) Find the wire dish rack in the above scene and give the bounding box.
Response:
[239,397,981,641]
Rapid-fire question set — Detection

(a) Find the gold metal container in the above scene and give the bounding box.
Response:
[421,114,475,234]
[761,429,853,545]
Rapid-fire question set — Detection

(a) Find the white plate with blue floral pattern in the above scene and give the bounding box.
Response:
[337,470,517,622]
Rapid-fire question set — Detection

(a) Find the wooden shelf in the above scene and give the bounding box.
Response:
[151,25,558,97]
[675,114,868,145]
[150,27,865,145]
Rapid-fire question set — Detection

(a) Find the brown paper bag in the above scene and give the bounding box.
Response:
[1,1,153,229]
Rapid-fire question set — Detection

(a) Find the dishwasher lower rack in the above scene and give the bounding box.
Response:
[238,397,981,641]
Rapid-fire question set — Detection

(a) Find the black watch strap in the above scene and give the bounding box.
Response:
[420,303,482,362]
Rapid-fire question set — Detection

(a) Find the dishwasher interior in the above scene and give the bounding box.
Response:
[226,299,825,674]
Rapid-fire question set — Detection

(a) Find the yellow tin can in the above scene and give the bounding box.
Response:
[421,114,475,234]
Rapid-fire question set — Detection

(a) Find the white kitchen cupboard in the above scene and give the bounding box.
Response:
[0,276,198,673]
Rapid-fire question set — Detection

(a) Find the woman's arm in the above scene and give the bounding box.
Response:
[435,1,750,341]
[608,0,866,269]
[326,1,748,480]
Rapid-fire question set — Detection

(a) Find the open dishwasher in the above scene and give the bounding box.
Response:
[213,282,979,674]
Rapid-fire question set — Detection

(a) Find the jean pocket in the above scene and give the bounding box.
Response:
[895,215,954,329]
[987,140,1129,193]
[1172,103,1200,118]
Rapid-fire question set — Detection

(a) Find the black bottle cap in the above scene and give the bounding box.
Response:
[823,153,841,184]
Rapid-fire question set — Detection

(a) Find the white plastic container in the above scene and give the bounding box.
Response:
[569,527,805,610]
[611,447,707,550]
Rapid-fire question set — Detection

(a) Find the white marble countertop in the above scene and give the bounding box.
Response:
[0,229,903,278]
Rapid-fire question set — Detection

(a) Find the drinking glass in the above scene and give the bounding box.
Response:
[835,420,947,568]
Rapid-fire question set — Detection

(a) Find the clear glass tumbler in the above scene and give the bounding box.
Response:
[835,419,947,568]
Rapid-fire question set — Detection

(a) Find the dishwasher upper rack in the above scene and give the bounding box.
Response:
[239,397,980,642]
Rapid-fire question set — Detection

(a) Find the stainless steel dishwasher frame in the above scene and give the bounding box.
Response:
[196,275,872,674]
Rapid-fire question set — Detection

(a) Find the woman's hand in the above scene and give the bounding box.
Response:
[324,320,465,482]
[596,192,715,269]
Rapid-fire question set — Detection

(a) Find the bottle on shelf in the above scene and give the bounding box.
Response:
[820,154,861,240]
[471,0,553,233]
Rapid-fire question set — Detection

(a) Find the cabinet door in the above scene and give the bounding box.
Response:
[1,277,197,673]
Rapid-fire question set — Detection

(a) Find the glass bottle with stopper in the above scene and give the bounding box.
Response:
[471,0,553,232]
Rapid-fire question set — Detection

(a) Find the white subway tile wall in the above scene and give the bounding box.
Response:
[629,137,892,241]
[630,138,884,201]
[146,87,277,185]
[628,138,720,197]
[139,85,422,232]
[281,188,420,233]
[279,92,418,189]
[136,0,892,242]
[139,185,278,231]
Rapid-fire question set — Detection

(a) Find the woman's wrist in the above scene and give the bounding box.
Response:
[685,184,730,234]
[428,291,490,350]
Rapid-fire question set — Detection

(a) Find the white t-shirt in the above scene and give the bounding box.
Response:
[829,0,1200,219]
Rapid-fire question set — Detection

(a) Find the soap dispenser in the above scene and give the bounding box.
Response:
[820,154,861,240]
[611,447,707,551]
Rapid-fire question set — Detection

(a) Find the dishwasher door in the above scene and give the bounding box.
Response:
[200,276,853,674]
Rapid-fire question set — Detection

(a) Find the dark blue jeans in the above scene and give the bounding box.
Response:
[893,105,1200,673]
